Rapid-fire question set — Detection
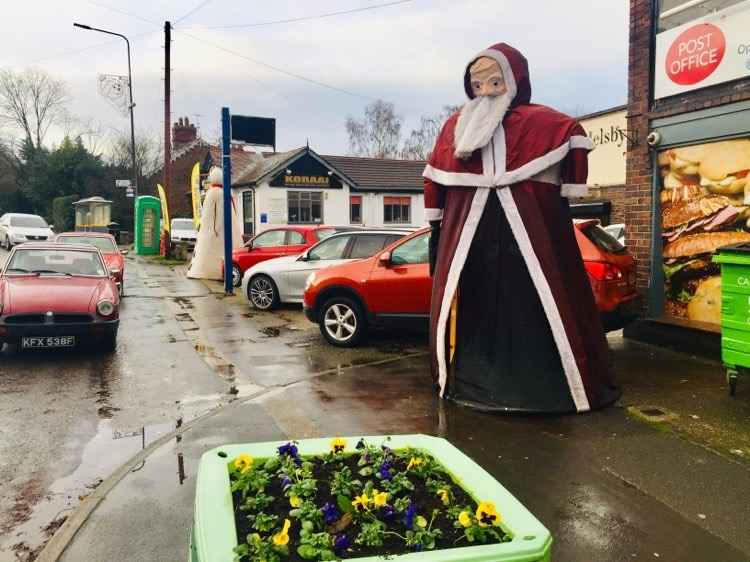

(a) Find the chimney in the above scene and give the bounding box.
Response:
[172,116,197,146]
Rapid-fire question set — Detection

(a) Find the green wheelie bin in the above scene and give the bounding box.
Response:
[713,243,750,396]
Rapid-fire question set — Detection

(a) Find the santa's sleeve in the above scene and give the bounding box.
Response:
[560,124,593,198]
[424,176,445,222]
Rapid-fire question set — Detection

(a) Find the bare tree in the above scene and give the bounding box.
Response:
[108,129,163,180]
[401,105,460,160]
[0,68,69,149]
[346,100,402,159]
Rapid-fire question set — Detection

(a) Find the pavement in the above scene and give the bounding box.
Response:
[1,249,750,562]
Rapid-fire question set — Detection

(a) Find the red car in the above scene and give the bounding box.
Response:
[304,223,638,347]
[0,243,120,352]
[56,232,127,295]
[229,225,338,287]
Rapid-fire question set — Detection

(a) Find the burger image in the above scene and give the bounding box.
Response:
[698,140,750,196]
[663,145,705,177]
[662,231,750,318]
[686,276,722,325]
[661,194,743,242]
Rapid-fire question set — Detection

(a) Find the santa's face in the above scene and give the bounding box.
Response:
[469,57,507,97]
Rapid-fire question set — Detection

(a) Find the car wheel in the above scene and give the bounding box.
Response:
[319,296,367,347]
[232,265,242,288]
[248,274,279,310]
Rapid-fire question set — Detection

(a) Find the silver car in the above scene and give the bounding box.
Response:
[241,229,412,310]
[0,213,55,249]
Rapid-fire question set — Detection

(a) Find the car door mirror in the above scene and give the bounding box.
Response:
[378,251,391,266]
[298,251,309,262]
[245,240,254,249]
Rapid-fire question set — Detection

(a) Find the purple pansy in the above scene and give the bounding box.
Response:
[277,442,302,466]
[403,501,417,529]
[378,460,393,481]
[279,474,291,490]
[334,533,351,554]
[321,502,339,525]
[381,505,396,521]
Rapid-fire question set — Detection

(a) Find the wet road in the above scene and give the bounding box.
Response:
[0,250,424,560]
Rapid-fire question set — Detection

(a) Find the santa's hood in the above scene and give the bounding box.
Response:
[463,43,531,107]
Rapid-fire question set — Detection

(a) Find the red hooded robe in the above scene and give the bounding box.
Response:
[423,43,619,413]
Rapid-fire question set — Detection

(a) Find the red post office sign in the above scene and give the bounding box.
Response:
[655,2,750,99]
[665,23,725,85]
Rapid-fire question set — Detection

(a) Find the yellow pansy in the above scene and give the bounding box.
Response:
[406,457,423,470]
[373,490,389,507]
[476,501,501,527]
[416,515,428,528]
[272,519,291,546]
[331,437,347,454]
[233,453,253,474]
[352,493,371,512]
[289,495,302,508]
[458,511,472,527]
[438,489,450,505]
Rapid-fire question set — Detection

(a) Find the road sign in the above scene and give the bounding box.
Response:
[116,179,131,188]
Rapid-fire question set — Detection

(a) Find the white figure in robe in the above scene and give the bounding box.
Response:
[187,166,244,280]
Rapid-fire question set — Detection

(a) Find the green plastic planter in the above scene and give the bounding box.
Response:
[190,434,552,562]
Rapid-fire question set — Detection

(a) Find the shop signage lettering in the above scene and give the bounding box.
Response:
[587,125,627,148]
[665,24,725,85]
[284,175,330,186]
[655,2,750,99]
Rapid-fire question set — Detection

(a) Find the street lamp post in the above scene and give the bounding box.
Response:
[73,23,138,224]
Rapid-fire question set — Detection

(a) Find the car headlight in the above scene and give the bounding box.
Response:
[97,299,115,317]
[11,233,25,242]
[304,272,317,291]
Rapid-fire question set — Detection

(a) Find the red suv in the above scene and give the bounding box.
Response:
[229,225,337,287]
[304,224,638,347]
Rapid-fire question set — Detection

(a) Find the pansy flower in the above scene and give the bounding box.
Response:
[334,533,351,555]
[438,489,450,505]
[403,501,416,528]
[352,493,371,512]
[458,511,472,527]
[279,474,291,490]
[233,453,253,474]
[381,505,396,521]
[289,495,302,508]
[277,442,301,465]
[416,515,428,528]
[406,457,423,470]
[378,460,393,481]
[373,490,389,507]
[321,502,339,525]
[330,437,347,454]
[476,501,501,527]
[272,519,291,546]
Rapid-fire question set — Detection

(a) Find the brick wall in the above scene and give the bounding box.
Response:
[626,0,750,308]
[145,145,211,219]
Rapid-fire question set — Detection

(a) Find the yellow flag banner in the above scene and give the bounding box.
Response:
[157,183,170,233]
[190,162,202,228]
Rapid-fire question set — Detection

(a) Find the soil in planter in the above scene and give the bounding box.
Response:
[231,451,508,561]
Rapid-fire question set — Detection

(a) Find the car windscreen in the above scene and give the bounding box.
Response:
[172,220,194,231]
[314,228,337,241]
[348,234,391,259]
[10,215,48,228]
[57,236,116,252]
[5,249,106,276]
[583,224,626,254]
[307,236,350,261]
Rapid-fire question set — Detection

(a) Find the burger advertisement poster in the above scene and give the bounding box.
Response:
[659,139,750,326]
[654,0,750,99]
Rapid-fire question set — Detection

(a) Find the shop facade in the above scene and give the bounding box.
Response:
[627,0,750,336]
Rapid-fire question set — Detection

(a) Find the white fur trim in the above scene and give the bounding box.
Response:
[496,188,591,412]
[468,49,517,102]
[436,187,490,397]
[570,135,594,150]
[561,184,589,197]
[423,164,491,187]
[425,208,444,221]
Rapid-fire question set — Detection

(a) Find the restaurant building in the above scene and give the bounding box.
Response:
[626,0,750,344]
[149,118,426,239]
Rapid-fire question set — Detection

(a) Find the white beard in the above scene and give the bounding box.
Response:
[454,93,512,160]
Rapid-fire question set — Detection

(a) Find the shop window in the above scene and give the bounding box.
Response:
[658,0,744,31]
[384,196,411,224]
[288,191,323,224]
[350,195,362,224]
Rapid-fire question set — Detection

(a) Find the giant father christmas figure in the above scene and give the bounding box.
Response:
[424,43,620,413]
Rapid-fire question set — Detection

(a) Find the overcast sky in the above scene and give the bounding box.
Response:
[5,0,628,155]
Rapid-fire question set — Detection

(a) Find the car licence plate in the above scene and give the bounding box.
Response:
[21,336,76,349]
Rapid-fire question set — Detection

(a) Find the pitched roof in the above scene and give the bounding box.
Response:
[231,147,307,187]
[321,154,426,192]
